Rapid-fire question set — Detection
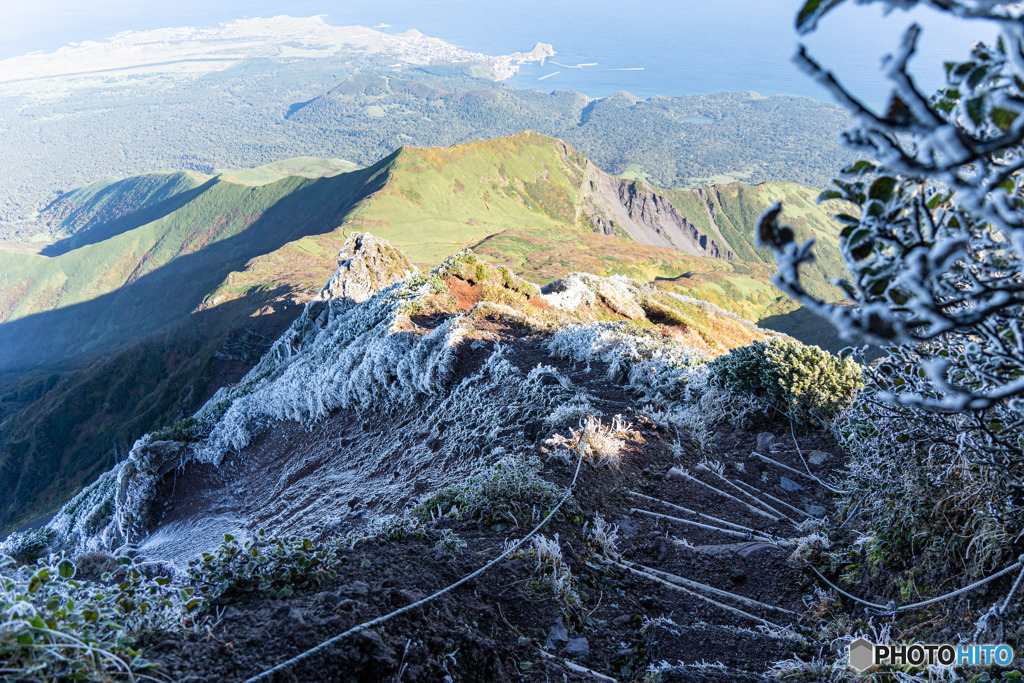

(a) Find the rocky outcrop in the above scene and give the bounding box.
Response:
[113,438,192,543]
[274,232,416,360]
[581,166,733,260]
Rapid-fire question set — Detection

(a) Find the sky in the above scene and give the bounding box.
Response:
[0,1,1001,105]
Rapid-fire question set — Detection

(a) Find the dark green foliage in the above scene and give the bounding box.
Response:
[2,527,57,565]
[151,416,202,443]
[0,555,183,681]
[186,532,338,606]
[707,338,861,426]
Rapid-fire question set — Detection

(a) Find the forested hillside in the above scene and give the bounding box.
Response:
[0,64,855,241]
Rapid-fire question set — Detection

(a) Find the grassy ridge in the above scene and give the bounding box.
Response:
[0,159,392,371]
[0,131,848,534]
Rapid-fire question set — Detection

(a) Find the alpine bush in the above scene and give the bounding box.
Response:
[0,554,186,681]
[706,338,861,427]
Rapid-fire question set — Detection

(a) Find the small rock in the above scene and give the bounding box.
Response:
[611,614,633,628]
[565,637,589,659]
[756,432,776,451]
[616,516,638,537]
[780,476,804,493]
[729,568,747,584]
[544,619,570,651]
[272,607,308,637]
[312,591,340,610]
[807,450,831,465]
[802,503,827,518]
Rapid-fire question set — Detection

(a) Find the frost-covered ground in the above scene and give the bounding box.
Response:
[1,233,777,564]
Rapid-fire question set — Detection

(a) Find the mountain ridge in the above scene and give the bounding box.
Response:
[0,131,845,534]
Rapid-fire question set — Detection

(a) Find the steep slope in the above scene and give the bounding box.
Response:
[0,159,392,372]
[7,233,782,558]
[0,235,860,682]
[0,132,846,534]
[660,182,848,303]
[31,170,210,252]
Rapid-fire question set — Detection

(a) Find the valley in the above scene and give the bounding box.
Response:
[0,17,856,240]
[0,132,850,536]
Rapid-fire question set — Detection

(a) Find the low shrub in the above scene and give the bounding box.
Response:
[412,454,570,528]
[707,338,861,427]
[151,416,203,442]
[0,555,184,681]
[186,531,337,606]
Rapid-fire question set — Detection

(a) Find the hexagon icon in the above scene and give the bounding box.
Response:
[848,638,874,672]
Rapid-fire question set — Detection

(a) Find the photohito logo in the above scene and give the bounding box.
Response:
[848,638,1016,672]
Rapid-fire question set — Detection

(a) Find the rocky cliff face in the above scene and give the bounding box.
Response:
[581,167,733,260]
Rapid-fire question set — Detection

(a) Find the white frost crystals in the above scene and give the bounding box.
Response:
[548,321,708,401]
[3,234,771,563]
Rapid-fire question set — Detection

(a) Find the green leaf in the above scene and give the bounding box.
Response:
[277,587,294,599]
[966,96,988,126]
[868,177,897,202]
[841,160,876,177]
[991,107,1018,132]
[56,559,76,579]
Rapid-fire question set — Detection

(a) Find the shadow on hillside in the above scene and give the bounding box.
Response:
[0,156,394,374]
[0,283,301,535]
[40,181,215,257]
[758,305,883,360]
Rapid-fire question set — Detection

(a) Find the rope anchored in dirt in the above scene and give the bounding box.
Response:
[809,556,1024,617]
[243,425,589,683]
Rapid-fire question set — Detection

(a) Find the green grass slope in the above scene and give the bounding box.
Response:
[0,132,849,534]
[660,182,847,302]
[0,159,392,372]
[33,171,211,254]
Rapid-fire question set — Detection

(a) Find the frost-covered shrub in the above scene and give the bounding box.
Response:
[548,322,708,402]
[150,416,203,443]
[642,364,768,451]
[707,338,861,427]
[433,529,467,556]
[584,514,621,558]
[529,534,581,616]
[834,375,1024,575]
[545,414,633,468]
[1,471,119,561]
[0,555,186,681]
[411,454,569,528]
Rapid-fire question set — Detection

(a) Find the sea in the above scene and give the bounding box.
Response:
[2,0,999,108]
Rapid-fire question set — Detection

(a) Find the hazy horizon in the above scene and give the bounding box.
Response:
[1,0,998,107]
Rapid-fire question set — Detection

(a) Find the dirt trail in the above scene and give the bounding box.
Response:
[146,314,839,681]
